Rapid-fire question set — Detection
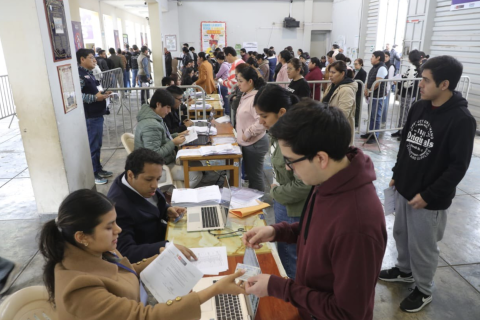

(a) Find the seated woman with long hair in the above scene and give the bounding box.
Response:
[181,67,195,86]
[39,189,244,320]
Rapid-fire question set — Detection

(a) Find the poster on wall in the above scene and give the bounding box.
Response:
[71,21,84,51]
[451,0,480,10]
[242,42,258,52]
[43,0,72,61]
[165,35,177,51]
[123,34,129,48]
[201,21,227,53]
[57,65,77,114]
[114,30,121,50]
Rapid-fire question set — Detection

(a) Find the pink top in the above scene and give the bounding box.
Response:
[276,63,290,88]
[235,90,266,146]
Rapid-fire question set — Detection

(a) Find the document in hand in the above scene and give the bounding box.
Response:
[179,128,199,146]
[140,244,204,303]
[189,246,229,275]
[171,185,222,204]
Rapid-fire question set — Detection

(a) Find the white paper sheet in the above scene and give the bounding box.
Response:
[140,243,204,303]
[180,128,199,146]
[171,185,221,204]
[189,247,229,275]
[384,187,396,215]
[176,149,202,159]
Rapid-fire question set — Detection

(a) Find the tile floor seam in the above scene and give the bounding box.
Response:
[0,132,21,145]
[7,250,39,292]
[450,265,480,295]
[0,167,28,189]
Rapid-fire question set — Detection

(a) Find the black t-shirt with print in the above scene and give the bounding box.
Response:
[287,78,311,99]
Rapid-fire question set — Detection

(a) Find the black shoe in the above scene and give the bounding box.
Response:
[400,287,432,313]
[360,134,372,139]
[98,169,113,178]
[366,137,377,144]
[391,130,402,137]
[379,267,415,283]
[0,262,20,295]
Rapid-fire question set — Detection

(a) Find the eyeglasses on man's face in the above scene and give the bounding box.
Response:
[283,155,308,170]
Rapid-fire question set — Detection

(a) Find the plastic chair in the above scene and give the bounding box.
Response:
[120,133,175,190]
[0,286,57,320]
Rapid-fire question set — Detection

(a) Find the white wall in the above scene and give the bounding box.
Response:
[166,0,333,53]
[331,0,363,59]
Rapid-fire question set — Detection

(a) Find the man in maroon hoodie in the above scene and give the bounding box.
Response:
[242,102,387,320]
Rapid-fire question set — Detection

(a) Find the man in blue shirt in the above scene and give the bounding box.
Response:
[137,46,152,105]
[77,49,113,184]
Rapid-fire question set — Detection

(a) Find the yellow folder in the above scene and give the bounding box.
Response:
[229,201,270,218]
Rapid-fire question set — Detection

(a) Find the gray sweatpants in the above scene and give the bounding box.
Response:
[241,135,269,192]
[394,194,447,296]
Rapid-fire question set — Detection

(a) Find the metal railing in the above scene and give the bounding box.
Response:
[362,76,471,151]
[0,75,16,128]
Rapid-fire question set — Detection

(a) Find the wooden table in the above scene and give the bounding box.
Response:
[179,122,242,188]
[166,214,301,320]
[188,94,224,119]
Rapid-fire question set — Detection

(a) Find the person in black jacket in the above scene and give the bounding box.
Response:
[96,50,109,72]
[164,85,192,134]
[107,148,197,262]
[353,58,367,127]
[379,56,476,313]
[164,47,172,77]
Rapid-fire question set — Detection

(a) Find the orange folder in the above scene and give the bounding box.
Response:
[229,201,270,218]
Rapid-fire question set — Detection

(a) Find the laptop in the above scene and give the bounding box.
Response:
[186,180,232,232]
[184,134,210,146]
[192,247,261,320]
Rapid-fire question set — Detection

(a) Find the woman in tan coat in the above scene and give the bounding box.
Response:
[194,52,216,94]
[38,189,244,320]
[322,61,358,145]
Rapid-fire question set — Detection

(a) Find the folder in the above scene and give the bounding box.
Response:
[229,201,270,218]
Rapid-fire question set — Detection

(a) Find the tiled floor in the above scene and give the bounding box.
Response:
[1,111,480,319]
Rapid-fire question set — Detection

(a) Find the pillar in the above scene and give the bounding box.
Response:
[302,0,314,53]
[0,0,95,213]
[148,0,165,86]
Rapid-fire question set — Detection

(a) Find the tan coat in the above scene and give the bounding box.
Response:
[324,81,358,145]
[196,60,216,94]
[54,243,201,320]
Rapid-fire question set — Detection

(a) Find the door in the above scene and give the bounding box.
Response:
[310,31,327,59]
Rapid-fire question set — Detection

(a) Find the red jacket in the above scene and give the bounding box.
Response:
[305,66,323,100]
[268,148,387,320]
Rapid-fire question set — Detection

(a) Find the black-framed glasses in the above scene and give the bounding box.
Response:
[283,155,308,170]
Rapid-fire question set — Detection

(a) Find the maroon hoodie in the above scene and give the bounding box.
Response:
[268,148,387,320]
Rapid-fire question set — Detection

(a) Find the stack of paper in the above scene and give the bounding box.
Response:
[171,185,222,206]
[189,103,212,110]
[230,187,265,209]
[215,115,231,123]
[176,149,202,159]
[179,128,198,146]
[189,247,229,275]
[212,136,237,146]
[199,144,242,156]
[193,126,218,136]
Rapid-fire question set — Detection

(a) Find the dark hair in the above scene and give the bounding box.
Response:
[216,52,225,60]
[125,44,130,50]
[248,51,254,56]
[310,57,321,67]
[214,48,221,53]
[235,63,250,74]
[141,46,148,53]
[254,85,300,113]
[76,48,95,64]
[161,76,173,86]
[332,44,340,49]
[256,54,264,61]
[279,50,292,63]
[286,46,293,52]
[321,56,326,60]
[329,60,354,79]
[198,52,206,60]
[171,73,179,85]
[98,49,106,56]
[39,189,115,303]
[269,46,274,49]
[182,67,194,84]
[182,47,189,53]
[421,55,463,91]
[246,57,258,68]
[189,47,195,51]
[267,50,274,57]
[327,50,335,58]
[384,51,391,57]
[183,43,189,47]
[263,48,269,55]
[345,57,351,64]
[269,100,351,161]
[355,58,364,66]
[335,53,346,62]
[223,46,237,57]
[109,48,115,55]
[166,85,184,97]
[132,44,139,50]
[288,58,303,75]
[372,50,385,62]
[237,65,266,90]
[117,48,122,54]
[240,48,246,54]
[125,148,165,178]
[408,49,422,70]
[149,89,175,109]
[298,49,303,54]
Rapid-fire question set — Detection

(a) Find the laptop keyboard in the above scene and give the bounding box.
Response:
[201,206,220,228]
[213,281,244,320]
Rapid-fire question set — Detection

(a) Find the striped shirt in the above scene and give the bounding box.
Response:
[79,66,97,104]
[223,59,245,94]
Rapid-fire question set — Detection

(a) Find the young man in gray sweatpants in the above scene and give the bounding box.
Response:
[379,56,476,313]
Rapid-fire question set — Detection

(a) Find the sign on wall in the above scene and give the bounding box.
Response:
[165,35,177,52]
[43,0,72,61]
[71,21,84,51]
[201,21,227,53]
[451,0,480,10]
[123,34,129,48]
[242,42,258,52]
[57,64,77,114]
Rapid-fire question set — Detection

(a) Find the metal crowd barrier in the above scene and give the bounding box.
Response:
[0,75,16,128]
[100,85,208,150]
[362,75,471,151]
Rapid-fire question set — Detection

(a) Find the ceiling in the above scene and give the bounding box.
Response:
[101,0,168,18]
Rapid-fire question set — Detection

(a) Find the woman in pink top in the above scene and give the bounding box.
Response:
[235,65,269,191]
[276,50,292,88]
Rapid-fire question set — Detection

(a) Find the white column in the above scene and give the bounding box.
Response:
[148,1,165,86]
[0,0,95,213]
[302,0,314,53]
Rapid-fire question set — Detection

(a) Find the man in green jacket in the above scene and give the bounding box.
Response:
[134,89,203,187]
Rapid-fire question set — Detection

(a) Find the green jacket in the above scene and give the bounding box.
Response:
[270,136,311,217]
[134,104,178,164]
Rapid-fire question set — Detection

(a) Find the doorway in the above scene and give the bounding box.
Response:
[310,31,328,59]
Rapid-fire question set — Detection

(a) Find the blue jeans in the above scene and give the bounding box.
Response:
[274,200,300,279]
[131,69,139,87]
[123,70,131,88]
[369,97,385,138]
[86,116,104,175]
[382,92,390,124]
[219,85,230,115]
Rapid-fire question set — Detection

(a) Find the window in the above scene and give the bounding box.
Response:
[103,14,114,51]
[79,8,102,50]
